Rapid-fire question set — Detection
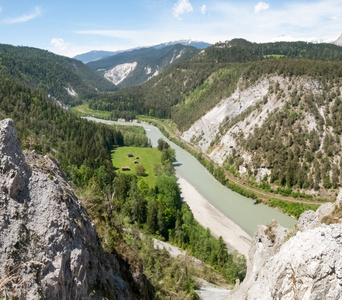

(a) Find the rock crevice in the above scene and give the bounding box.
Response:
[0,119,154,299]
[232,195,342,300]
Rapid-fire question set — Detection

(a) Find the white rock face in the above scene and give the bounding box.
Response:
[0,119,152,299]
[105,62,138,85]
[231,197,342,300]
[181,76,323,171]
[65,86,78,97]
[182,77,271,154]
[0,119,26,198]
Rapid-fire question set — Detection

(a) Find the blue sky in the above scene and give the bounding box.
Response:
[0,0,341,57]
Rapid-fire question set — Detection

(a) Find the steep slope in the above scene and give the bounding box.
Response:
[332,34,342,46]
[87,44,200,87]
[88,39,342,124]
[74,40,211,63]
[0,119,154,299]
[231,192,342,299]
[0,44,117,106]
[86,40,342,197]
[182,59,342,199]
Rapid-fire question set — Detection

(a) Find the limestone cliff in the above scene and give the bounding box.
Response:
[231,195,342,299]
[0,119,154,299]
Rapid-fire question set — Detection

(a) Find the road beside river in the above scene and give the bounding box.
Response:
[85,116,296,243]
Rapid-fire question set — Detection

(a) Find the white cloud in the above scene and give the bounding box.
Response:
[173,0,193,20]
[75,30,140,38]
[254,1,269,13]
[3,6,41,24]
[51,38,68,51]
[201,5,207,14]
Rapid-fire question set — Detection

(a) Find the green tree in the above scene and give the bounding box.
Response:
[216,236,228,267]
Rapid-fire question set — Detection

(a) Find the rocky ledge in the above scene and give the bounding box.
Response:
[0,119,153,299]
[231,191,342,299]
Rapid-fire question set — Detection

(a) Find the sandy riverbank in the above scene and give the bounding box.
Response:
[177,177,252,258]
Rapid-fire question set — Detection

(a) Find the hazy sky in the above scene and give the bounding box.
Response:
[0,0,341,57]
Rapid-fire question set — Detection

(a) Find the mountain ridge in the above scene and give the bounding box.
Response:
[0,43,117,106]
[73,39,211,63]
[87,44,200,87]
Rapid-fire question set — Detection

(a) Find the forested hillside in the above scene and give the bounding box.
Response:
[0,77,122,187]
[201,39,342,63]
[182,58,342,200]
[0,44,117,106]
[85,39,342,199]
[0,49,245,298]
[87,44,200,87]
[87,39,342,128]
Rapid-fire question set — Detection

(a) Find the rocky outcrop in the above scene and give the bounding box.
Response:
[231,196,342,299]
[0,119,154,299]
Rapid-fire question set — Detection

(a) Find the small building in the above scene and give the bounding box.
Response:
[122,166,130,171]
[136,156,139,159]
[134,160,138,164]
[128,154,134,157]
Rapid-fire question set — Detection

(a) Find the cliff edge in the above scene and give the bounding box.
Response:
[231,193,342,299]
[0,119,154,299]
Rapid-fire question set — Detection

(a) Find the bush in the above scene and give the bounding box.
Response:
[135,164,146,176]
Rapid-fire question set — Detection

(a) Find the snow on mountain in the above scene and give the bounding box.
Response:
[104,62,138,85]
[333,34,342,46]
[268,34,341,44]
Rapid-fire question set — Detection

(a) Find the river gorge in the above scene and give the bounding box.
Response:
[86,117,297,256]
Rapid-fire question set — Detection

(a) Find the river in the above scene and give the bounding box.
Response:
[86,117,297,237]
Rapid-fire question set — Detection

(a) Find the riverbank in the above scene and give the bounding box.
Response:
[177,177,252,259]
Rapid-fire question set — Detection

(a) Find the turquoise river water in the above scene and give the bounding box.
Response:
[86,117,297,236]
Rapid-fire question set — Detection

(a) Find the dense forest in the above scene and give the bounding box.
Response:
[86,39,342,131]
[196,58,340,192]
[87,44,200,87]
[202,39,342,63]
[0,44,117,106]
[82,139,246,298]
[0,77,122,187]
[3,39,342,297]
[85,39,342,199]
[0,64,245,297]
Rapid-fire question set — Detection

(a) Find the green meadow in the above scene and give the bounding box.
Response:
[263,54,286,59]
[71,103,112,119]
[112,146,162,187]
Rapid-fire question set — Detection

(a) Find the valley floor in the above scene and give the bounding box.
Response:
[177,177,252,258]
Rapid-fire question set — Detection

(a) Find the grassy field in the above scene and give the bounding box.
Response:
[112,146,162,187]
[71,103,112,119]
[263,54,286,59]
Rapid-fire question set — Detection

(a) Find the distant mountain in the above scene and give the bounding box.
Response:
[89,38,342,198]
[153,39,212,50]
[269,34,342,46]
[74,40,211,63]
[332,34,342,46]
[87,44,200,87]
[73,50,122,63]
[0,44,117,106]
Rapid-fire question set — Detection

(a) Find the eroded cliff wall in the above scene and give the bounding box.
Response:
[0,118,153,299]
